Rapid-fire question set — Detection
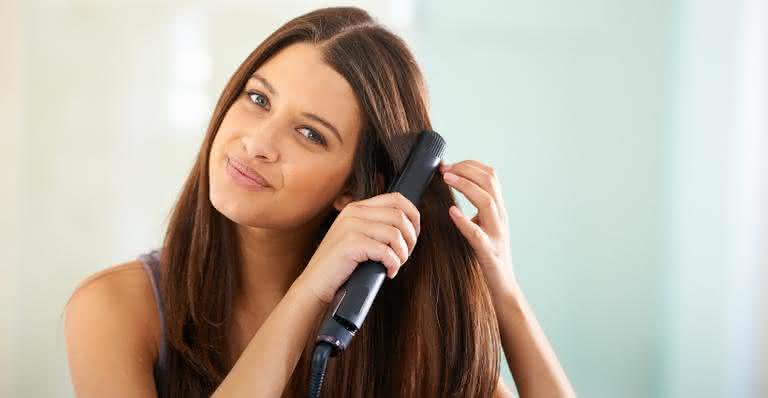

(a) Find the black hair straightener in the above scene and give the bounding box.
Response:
[308,130,446,398]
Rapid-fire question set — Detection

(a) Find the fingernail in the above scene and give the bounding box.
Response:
[444,172,458,183]
[450,206,462,217]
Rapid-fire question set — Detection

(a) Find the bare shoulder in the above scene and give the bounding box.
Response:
[64,260,161,397]
[68,260,158,311]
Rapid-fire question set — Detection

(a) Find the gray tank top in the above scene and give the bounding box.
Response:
[137,248,168,396]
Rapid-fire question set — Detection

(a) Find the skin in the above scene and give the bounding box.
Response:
[65,41,573,397]
[206,42,363,357]
[441,161,576,397]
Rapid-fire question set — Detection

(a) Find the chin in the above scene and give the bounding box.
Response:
[210,189,253,222]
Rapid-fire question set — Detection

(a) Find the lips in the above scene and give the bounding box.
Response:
[227,156,272,188]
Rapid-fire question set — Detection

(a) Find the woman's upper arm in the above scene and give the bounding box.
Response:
[64,267,158,397]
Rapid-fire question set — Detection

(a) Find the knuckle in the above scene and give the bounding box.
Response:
[399,240,409,257]
[480,194,493,208]
[392,235,405,253]
[388,248,401,267]
[411,206,420,221]
[349,231,365,246]
[392,243,404,258]
[398,211,410,228]
[344,215,361,229]
[387,225,401,241]
[488,199,499,213]
[397,193,413,209]
[341,204,358,217]
[481,173,494,188]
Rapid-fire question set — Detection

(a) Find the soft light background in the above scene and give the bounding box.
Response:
[1,0,766,397]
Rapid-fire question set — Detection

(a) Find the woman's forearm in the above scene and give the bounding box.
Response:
[493,279,576,398]
[213,275,327,397]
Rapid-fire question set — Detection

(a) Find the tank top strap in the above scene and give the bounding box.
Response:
[137,248,168,396]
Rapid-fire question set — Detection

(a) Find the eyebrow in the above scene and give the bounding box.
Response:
[250,72,344,145]
[301,112,343,145]
[250,73,277,96]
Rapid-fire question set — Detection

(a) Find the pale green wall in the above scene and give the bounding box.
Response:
[413,2,672,397]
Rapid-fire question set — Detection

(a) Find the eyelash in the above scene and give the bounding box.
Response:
[243,90,327,147]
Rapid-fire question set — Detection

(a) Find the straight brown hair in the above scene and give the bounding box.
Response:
[159,6,502,397]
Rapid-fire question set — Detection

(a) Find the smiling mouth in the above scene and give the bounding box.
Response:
[226,157,272,190]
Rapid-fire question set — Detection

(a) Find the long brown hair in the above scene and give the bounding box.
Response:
[160,6,501,397]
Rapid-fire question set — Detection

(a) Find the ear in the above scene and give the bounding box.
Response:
[332,176,356,212]
[332,193,355,212]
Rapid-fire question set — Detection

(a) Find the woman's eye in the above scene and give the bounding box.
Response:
[297,127,326,146]
[243,90,326,147]
[246,91,269,108]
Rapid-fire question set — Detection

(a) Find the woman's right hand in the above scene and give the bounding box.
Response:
[296,192,421,305]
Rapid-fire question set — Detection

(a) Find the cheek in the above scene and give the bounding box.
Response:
[287,163,347,196]
[208,136,228,185]
[281,163,350,208]
[210,106,244,157]
[210,126,234,158]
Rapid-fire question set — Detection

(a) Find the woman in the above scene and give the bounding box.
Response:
[64,6,575,397]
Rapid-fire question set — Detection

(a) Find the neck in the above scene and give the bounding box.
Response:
[233,211,331,313]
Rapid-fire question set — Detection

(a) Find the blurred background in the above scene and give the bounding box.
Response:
[1,0,766,397]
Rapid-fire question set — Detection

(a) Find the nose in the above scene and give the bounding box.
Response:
[240,120,282,162]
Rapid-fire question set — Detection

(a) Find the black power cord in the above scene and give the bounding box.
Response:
[308,342,333,398]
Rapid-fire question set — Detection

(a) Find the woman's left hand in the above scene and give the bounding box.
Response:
[440,160,516,297]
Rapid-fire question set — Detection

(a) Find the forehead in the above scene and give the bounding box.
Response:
[252,43,362,143]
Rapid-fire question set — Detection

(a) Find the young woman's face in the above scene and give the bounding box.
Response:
[209,42,363,228]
